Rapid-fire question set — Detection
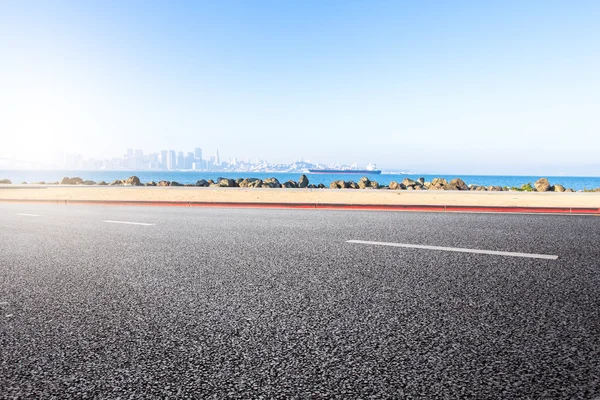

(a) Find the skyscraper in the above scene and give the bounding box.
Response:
[167,150,176,170]
[177,151,185,169]
[216,149,220,165]
[194,147,202,161]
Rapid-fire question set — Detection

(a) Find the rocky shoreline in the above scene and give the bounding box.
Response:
[2,175,599,193]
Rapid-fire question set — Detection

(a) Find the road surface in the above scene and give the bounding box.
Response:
[1,204,599,398]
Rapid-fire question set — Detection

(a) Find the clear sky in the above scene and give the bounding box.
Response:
[1,0,599,174]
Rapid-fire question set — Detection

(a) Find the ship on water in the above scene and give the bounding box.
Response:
[307,163,381,174]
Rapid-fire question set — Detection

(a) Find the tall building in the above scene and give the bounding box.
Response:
[167,150,176,170]
[160,150,168,169]
[216,149,220,165]
[185,152,194,170]
[194,147,202,161]
[177,151,185,169]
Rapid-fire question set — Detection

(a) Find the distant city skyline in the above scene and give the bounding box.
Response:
[1,1,600,175]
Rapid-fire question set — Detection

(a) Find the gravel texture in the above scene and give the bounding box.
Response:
[1,204,599,399]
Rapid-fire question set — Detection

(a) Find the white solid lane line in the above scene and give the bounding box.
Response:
[102,220,155,226]
[346,240,558,260]
[16,213,40,217]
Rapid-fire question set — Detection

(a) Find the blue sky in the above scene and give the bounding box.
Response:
[1,0,599,174]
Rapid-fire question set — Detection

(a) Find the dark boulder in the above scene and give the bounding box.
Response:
[0,179,12,184]
[389,181,405,190]
[449,178,468,191]
[169,181,182,187]
[217,178,237,187]
[125,176,142,186]
[60,177,73,185]
[247,179,263,188]
[98,181,107,186]
[358,177,371,189]
[157,180,170,186]
[263,177,281,188]
[195,179,209,187]
[146,181,157,186]
[298,174,309,188]
[534,178,551,192]
[417,177,425,185]
[552,184,565,192]
[282,181,298,188]
[83,180,96,185]
[401,178,417,187]
[329,180,344,189]
[317,183,326,189]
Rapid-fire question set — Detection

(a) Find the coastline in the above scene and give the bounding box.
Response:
[2,185,600,211]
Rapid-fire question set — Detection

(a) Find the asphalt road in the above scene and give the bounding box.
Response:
[1,204,599,399]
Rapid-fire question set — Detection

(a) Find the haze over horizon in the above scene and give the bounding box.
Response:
[1,1,599,175]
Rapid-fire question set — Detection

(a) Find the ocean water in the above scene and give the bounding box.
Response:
[1,170,600,191]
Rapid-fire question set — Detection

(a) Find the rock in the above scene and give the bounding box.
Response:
[83,180,96,185]
[423,182,432,189]
[217,177,237,187]
[475,186,487,191]
[0,179,12,184]
[157,180,170,186]
[98,181,107,186]
[401,178,417,187]
[358,177,371,189]
[534,178,551,192]
[207,180,215,185]
[565,188,575,192]
[71,177,84,185]
[330,180,344,189]
[431,178,447,186]
[298,174,309,188]
[146,181,157,186]
[170,181,182,186]
[389,181,401,190]
[307,184,316,188]
[195,179,209,187]
[418,177,425,185]
[449,178,468,190]
[60,177,73,185]
[369,181,380,189]
[21,181,27,184]
[263,177,281,188]
[235,178,244,185]
[124,176,142,186]
[406,186,414,190]
[282,181,298,188]
[317,183,326,189]
[347,181,359,189]
[109,179,124,186]
[248,179,263,188]
[552,184,565,192]
[414,185,422,190]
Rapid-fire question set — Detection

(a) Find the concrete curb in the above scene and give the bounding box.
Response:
[1,198,599,214]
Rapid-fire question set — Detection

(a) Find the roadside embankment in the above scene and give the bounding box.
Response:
[1,185,599,213]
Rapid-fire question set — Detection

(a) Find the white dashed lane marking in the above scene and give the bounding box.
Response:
[103,220,155,226]
[347,240,558,260]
